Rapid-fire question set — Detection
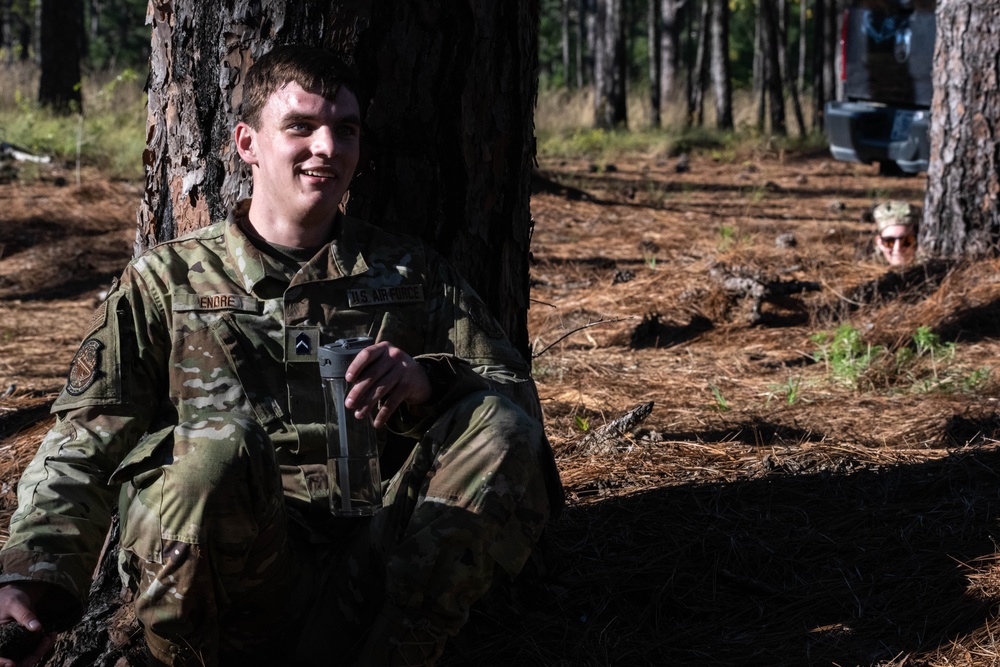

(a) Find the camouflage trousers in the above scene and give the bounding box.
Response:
[118,391,552,666]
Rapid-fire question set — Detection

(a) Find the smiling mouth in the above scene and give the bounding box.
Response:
[302,169,336,179]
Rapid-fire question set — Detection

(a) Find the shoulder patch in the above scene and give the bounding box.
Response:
[66,340,104,396]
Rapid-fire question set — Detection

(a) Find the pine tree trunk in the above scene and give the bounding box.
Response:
[762,0,786,135]
[659,0,683,120]
[562,0,572,88]
[37,0,84,113]
[648,0,661,127]
[923,0,1000,257]
[709,0,732,130]
[812,0,826,130]
[593,0,627,128]
[687,0,710,127]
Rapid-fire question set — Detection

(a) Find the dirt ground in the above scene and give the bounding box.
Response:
[4,149,1000,666]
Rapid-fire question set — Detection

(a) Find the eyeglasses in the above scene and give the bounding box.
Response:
[880,234,915,249]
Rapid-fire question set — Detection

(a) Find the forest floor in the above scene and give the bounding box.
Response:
[3,148,1000,666]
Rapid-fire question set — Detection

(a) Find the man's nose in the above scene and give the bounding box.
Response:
[312,127,336,156]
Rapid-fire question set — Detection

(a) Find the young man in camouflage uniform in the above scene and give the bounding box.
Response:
[0,45,560,667]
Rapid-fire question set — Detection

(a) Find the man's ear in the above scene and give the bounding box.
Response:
[235,122,258,165]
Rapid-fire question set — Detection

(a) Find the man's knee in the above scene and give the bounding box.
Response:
[119,415,290,664]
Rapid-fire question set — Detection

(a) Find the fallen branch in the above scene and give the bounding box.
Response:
[576,402,654,456]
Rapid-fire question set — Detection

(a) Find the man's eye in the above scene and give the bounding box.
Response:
[288,123,311,133]
[336,125,360,138]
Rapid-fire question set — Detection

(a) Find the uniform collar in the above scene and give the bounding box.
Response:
[225,200,372,292]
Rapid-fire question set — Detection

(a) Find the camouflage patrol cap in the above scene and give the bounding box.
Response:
[873,200,920,233]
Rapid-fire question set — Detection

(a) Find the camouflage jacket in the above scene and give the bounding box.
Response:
[0,204,548,606]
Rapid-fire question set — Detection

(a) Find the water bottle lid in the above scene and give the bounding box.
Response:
[319,337,374,378]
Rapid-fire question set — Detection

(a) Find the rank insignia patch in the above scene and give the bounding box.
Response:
[66,339,103,396]
[295,332,312,355]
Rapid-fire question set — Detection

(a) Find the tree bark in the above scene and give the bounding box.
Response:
[562,0,572,88]
[687,0,710,127]
[648,0,661,127]
[593,0,627,128]
[778,0,806,136]
[923,0,1000,257]
[798,0,807,94]
[37,0,84,113]
[709,0,732,130]
[762,0,786,135]
[812,0,826,130]
[659,0,684,121]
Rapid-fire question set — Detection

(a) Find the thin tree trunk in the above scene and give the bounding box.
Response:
[778,0,806,136]
[648,0,661,127]
[755,2,765,131]
[38,0,84,113]
[762,0,786,134]
[576,0,586,88]
[824,0,837,106]
[562,0,572,87]
[709,0,732,130]
[923,0,1000,258]
[1,0,11,65]
[585,0,597,86]
[687,0,710,127]
[593,0,627,128]
[659,0,683,121]
[812,0,826,129]
[798,0,807,94]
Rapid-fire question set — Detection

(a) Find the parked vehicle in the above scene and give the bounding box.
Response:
[824,0,935,175]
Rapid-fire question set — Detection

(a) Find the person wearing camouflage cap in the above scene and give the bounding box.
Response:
[0,45,561,667]
[873,200,920,267]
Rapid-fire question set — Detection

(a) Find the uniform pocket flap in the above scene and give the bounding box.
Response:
[109,425,174,485]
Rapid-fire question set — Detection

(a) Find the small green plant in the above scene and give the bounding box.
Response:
[644,254,657,269]
[709,384,731,412]
[811,324,885,390]
[961,367,992,392]
[766,376,807,406]
[574,415,591,433]
[717,224,752,251]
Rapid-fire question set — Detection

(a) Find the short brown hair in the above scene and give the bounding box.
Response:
[239,45,361,129]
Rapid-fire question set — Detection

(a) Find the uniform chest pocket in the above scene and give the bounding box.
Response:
[168,307,285,427]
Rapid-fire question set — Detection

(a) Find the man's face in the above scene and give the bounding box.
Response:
[875,223,917,266]
[235,81,361,227]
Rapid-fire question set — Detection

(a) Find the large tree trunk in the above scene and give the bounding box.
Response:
[137,0,537,358]
[923,0,1000,257]
[709,0,732,130]
[37,0,84,113]
[593,0,627,128]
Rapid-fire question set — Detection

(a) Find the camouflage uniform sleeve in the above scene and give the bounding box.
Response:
[0,265,167,607]
[389,249,543,436]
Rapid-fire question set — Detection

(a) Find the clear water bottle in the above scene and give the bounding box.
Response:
[318,337,382,517]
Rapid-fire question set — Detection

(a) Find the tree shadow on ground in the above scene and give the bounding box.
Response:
[448,438,1000,666]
